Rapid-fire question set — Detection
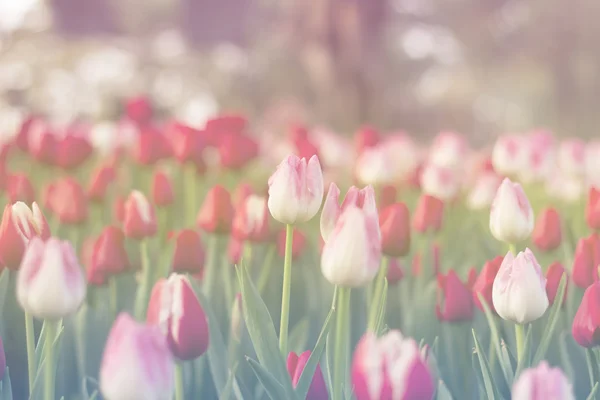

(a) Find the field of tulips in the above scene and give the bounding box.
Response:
[0,106,599,400]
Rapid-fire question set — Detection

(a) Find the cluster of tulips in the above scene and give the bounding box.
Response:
[1,97,600,400]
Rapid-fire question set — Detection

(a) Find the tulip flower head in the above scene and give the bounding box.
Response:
[546,261,568,307]
[489,178,534,244]
[412,194,444,234]
[17,237,86,319]
[197,185,234,234]
[87,164,116,203]
[586,187,600,231]
[386,258,405,286]
[492,249,548,324]
[123,190,157,239]
[100,313,174,400]
[571,237,597,289]
[420,163,460,202]
[169,229,204,274]
[436,270,474,322]
[572,282,600,348]
[379,203,411,257]
[151,170,175,207]
[50,177,89,225]
[511,362,574,400]
[91,226,131,277]
[558,139,586,177]
[287,350,329,400]
[466,172,501,210]
[267,154,324,225]
[355,143,396,186]
[428,131,467,170]
[7,173,35,204]
[472,256,503,313]
[532,207,562,252]
[232,194,271,242]
[492,134,524,177]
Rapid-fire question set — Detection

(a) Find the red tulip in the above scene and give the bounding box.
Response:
[91,226,131,277]
[277,228,307,260]
[151,170,174,207]
[472,256,503,312]
[587,187,600,231]
[290,124,320,160]
[205,114,247,144]
[218,132,259,170]
[147,274,209,360]
[412,194,444,233]
[354,126,380,155]
[197,185,234,234]
[113,195,126,223]
[50,178,89,225]
[27,122,57,164]
[532,208,562,252]
[55,132,94,170]
[132,126,171,166]
[386,258,404,286]
[7,173,35,204]
[168,121,206,166]
[123,191,157,239]
[379,203,411,257]
[87,165,116,203]
[287,351,328,400]
[546,261,568,306]
[378,185,397,210]
[228,236,244,265]
[82,236,106,286]
[232,194,271,242]
[572,237,597,289]
[170,229,204,274]
[15,115,41,152]
[125,96,153,124]
[436,269,474,322]
[572,282,600,348]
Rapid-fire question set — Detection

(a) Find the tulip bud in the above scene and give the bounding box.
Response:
[125,96,153,124]
[355,144,396,186]
[386,258,404,286]
[147,274,209,360]
[354,126,380,155]
[168,121,206,165]
[100,313,174,400]
[87,164,116,203]
[420,164,460,202]
[123,190,157,239]
[150,170,174,208]
[586,187,600,231]
[321,205,381,287]
[92,226,131,277]
[351,331,434,400]
[532,207,562,252]
[466,172,501,210]
[267,154,324,225]
[412,194,444,234]
[55,134,94,170]
[277,228,307,260]
[489,178,534,244]
[558,139,586,177]
[197,185,234,234]
[132,126,171,166]
[17,237,86,319]
[228,237,243,265]
[232,194,271,242]
[378,185,397,210]
[492,249,548,324]
[436,270,474,322]
[572,237,597,289]
[0,336,4,381]
[230,293,244,342]
[511,362,574,400]
[492,135,524,177]
[546,261,568,307]
[573,282,600,348]
[218,133,259,170]
[82,236,106,286]
[472,256,503,313]
[50,177,89,225]
[287,350,329,400]
[379,203,411,257]
[0,202,50,269]
[170,229,204,274]
[428,131,467,170]
[7,173,35,204]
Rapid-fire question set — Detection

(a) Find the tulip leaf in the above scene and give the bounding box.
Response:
[324,332,334,394]
[558,332,575,382]
[246,357,289,400]
[515,325,533,378]
[587,383,599,400]
[0,269,10,328]
[236,265,296,397]
[218,364,239,400]
[0,367,12,400]
[88,391,99,400]
[295,303,335,399]
[436,379,454,400]
[187,276,246,400]
[31,324,65,400]
[35,318,63,366]
[472,329,501,400]
[288,318,310,354]
[373,279,388,336]
[532,273,567,365]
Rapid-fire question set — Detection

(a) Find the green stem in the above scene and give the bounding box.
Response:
[44,319,59,400]
[368,257,389,331]
[185,163,197,225]
[279,224,294,355]
[109,276,119,320]
[25,312,36,395]
[586,349,598,392]
[257,245,276,295]
[508,243,517,255]
[333,287,351,400]
[515,323,525,363]
[174,363,185,400]
[203,235,219,300]
[134,239,151,320]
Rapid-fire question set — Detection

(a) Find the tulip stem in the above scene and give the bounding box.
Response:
[279,224,294,355]
[257,245,276,295]
[203,235,219,300]
[134,239,151,320]
[25,312,36,394]
[44,319,59,400]
[367,257,389,332]
[174,363,185,400]
[333,287,351,400]
[109,276,119,320]
[508,243,517,255]
[185,162,196,225]
[515,323,525,363]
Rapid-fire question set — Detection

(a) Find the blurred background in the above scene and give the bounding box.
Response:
[1,0,599,143]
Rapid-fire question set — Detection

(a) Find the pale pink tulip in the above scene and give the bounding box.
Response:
[489,178,534,244]
[558,139,586,177]
[355,143,396,186]
[467,172,502,210]
[420,163,460,202]
[512,362,574,400]
[428,131,468,170]
[491,134,525,176]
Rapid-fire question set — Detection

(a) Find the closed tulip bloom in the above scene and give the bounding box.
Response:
[472,256,503,312]
[232,194,271,242]
[100,313,174,400]
[277,228,307,260]
[287,350,329,400]
[218,132,259,170]
[420,163,460,202]
[492,249,548,324]
[412,194,444,234]
[546,261,568,307]
[151,170,174,207]
[267,154,324,225]
[379,203,411,257]
[436,270,474,322]
[55,133,94,170]
[586,187,600,231]
[17,237,86,319]
[532,208,562,252]
[386,258,405,286]
[378,185,397,210]
[320,183,378,242]
[558,139,586,177]
[168,121,206,165]
[321,205,381,287]
[352,331,434,400]
[572,237,596,289]
[92,226,131,276]
[355,143,396,186]
[132,126,171,166]
[7,173,35,204]
[0,202,50,269]
[50,177,89,225]
[170,229,204,274]
[82,236,106,286]
[123,190,157,239]
[428,131,467,170]
[512,362,574,400]
[125,95,153,124]
[573,282,600,347]
[197,185,234,234]
[147,274,209,360]
[466,172,501,210]
[87,164,116,203]
[492,134,524,177]
[489,178,534,244]
[354,126,380,155]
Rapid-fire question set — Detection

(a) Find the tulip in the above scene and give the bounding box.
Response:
[100,313,174,400]
[321,205,381,287]
[379,203,411,257]
[489,178,534,244]
[28,123,57,165]
[113,195,126,223]
[492,249,548,324]
[546,261,568,307]
[169,229,204,275]
[378,185,397,210]
[420,164,460,202]
[428,131,467,170]
[511,362,574,400]
[351,331,434,400]
[412,194,444,234]
[82,236,106,286]
[532,207,562,252]
[267,154,324,225]
[354,126,380,155]
[125,95,153,124]
[218,132,259,170]
[517,131,556,183]
[466,172,501,210]
[383,133,421,183]
[558,138,586,177]
[91,226,131,277]
[0,336,5,381]
[572,237,596,289]
[573,282,600,347]
[132,126,171,166]
[168,121,206,166]
[50,177,89,225]
[152,170,175,207]
[232,194,271,242]
[287,350,329,400]
[436,270,474,322]
[205,113,247,138]
[386,258,405,286]
[227,236,243,266]
[277,228,307,260]
[320,183,378,242]
[0,202,50,270]
[355,143,396,186]
[233,182,254,209]
[147,274,209,360]
[491,134,524,176]
[197,185,234,234]
[87,164,116,203]
[472,256,503,313]
[123,190,157,239]
[17,237,86,319]
[55,132,94,170]
[7,173,35,204]
[586,187,600,231]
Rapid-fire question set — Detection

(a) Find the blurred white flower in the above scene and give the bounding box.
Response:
[177,94,219,130]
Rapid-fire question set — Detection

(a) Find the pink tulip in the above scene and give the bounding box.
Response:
[287,351,329,400]
[383,133,421,183]
[511,362,574,400]
[466,172,501,210]
[491,134,524,176]
[489,178,534,244]
[419,163,460,202]
[355,143,396,186]
[428,131,468,170]
[558,139,586,177]
[100,313,174,400]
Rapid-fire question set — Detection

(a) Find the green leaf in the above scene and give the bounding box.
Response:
[35,318,62,366]
[246,357,289,400]
[188,276,245,400]
[532,274,567,364]
[0,269,10,329]
[515,325,533,378]
[1,367,12,400]
[373,279,388,335]
[587,383,599,400]
[218,364,239,400]
[236,265,295,396]
[472,329,500,400]
[31,325,65,400]
[88,391,99,400]
[288,318,310,354]
[295,305,335,399]
[436,379,454,400]
[558,332,575,382]
[324,332,334,394]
